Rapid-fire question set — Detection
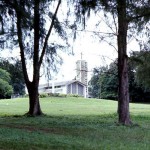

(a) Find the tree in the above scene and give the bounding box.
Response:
[89,60,118,100]
[130,51,150,88]
[0,68,13,98]
[102,62,118,100]
[89,67,107,98]
[128,57,150,103]
[88,69,101,98]
[88,65,118,99]
[75,0,150,125]
[0,58,25,95]
[75,0,130,124]
[116,0,131,125]
[0,0,68,116]
[89,58,150,103]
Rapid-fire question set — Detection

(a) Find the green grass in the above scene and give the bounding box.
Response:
[0,97,150,150]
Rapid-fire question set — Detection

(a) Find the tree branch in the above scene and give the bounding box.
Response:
[112,11,118,34]
[33,0,40,82]
[39,0,61,67]
[15,0,30,85]
[128,12,150,22]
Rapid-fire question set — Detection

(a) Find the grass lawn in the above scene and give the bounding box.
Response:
[0,97,150,150]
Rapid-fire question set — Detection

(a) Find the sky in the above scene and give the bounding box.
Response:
[48,10,140,83]
[0,19,140,85]
[0,2,140,84]
[52,32,140,84]
[0,33,140,85]
[0,35,118,84]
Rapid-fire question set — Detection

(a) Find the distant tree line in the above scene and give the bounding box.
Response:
[0,58,25,99]
[0,68,13,99]
[89,51,150,103]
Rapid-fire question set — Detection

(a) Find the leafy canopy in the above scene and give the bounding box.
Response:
[0,68,13,98]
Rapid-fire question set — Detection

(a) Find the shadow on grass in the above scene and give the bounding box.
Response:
[0,113,119,138]
[1,113,149,130]
[0,114,150,150]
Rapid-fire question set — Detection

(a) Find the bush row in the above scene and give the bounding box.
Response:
[24,93,82,98]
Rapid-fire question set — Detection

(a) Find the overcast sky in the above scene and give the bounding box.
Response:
[52,32,140,84]
[0,3,140,84]
[48,10,140,83]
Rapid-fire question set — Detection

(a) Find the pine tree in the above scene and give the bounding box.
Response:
[74,0,150,125]
[0,0,68,116]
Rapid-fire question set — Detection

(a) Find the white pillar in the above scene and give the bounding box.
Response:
[76,83,78,95]
[52,81,55,93]
[84,86,86,98]
[80,60,82,82]
[71,84,72,94]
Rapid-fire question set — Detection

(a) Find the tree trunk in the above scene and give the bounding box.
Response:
[25,0,42,116]
[117,0,131,125]
[27,82,42,116]
[11,0,61,117]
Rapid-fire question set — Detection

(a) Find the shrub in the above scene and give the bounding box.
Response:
[48,93,67,97]
[59,94,67,97]
[39,93,48,98]
[48,93,59,97]
[67,94,82,98]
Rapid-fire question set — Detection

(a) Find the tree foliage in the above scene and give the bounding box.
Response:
[89,62,118,99]
[130,51,150,89]
[0,0,71,116]
[0,68,13,98]
[89,57,150,103]
[89,65,118,100]
[74,0,150,125]
[0,58,25,95]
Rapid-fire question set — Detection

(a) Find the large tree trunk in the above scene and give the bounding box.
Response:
[15,1,42,116]
[25,0,42,116]
[11,0,61,117]
[117,0,131,125]
[27,81,42,116]
[24,0,42,116]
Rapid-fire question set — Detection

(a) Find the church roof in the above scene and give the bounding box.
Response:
[39,80,86,89]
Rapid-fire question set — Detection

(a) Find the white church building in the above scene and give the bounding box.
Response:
[38,59,88,98]
[39,80,87,98]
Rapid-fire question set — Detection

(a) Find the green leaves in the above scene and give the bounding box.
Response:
[0,68,11,82]
[133,51,150,89]
[89,64,118,99]
[0,68,13,98]
[0,59,25,95]
[0,79,13,97]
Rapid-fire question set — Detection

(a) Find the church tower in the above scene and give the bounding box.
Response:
[76,53,88,97]
[76,60,88,86]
